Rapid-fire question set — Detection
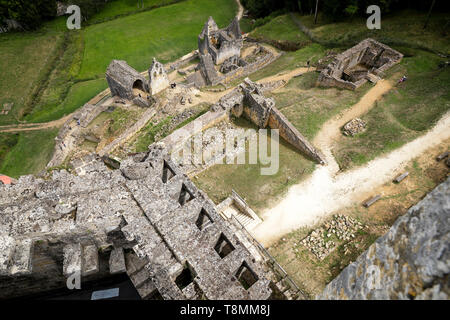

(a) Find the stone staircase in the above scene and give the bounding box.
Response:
[366,73,381,84]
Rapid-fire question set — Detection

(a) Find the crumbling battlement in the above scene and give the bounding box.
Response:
[198,16,243,65]
[317,38,403,90]
[211,78,325,164]
[149,57,170,95]
[0,145,274,300]
[318,177,450,300]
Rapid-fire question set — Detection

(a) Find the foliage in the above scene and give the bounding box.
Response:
[242,0,449,20]
[0,0,56,29]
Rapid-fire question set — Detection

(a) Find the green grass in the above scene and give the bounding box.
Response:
[250,14,311,45]
[79,0,237,79]
[26,79,108,123]
[249,43,327,81]
[0,32,62,125]
[294,10,450,54]
[334,50,450,170]
[0,128,59,178]
[268,72,372,140]
[194,117,316,213]
[89,0,177,23]
[134,116,173,152]
[0,133,19,169]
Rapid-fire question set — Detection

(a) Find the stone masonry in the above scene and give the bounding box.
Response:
[317,38,403,90]
[213,78,326,164]
[318,177,449,300]
[149,57,170,95]
[0,144,274,300]
[198,16,243,65]
[106,60,149,100]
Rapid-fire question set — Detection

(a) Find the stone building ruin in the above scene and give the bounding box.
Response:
[149,57,170,95]
[106,60,149,100]
[217,78,326,165]
[186,16,281,88]
[317,38,403,90]
[106,58,169,107]
[198,16,243,65]
[0,146,278,300]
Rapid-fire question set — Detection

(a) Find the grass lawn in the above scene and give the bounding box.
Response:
[0,32,62,125]
[26,78,108,123]
[193,117,316,213]
[0,133,19,168]
[334,50,450,170]
[0,128,59,178]
[268,71,372,140]
[294,10,450,54]
[79,0,238,79]
[89,0,176,23]
[249,14,311,46]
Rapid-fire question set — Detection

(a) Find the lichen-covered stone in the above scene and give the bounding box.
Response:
[318,177,450,300]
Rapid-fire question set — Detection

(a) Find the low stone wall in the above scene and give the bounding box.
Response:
[160,109,229,154]
[99,106,158,156]
[318,177,450,300]
[166,50,199,72]
[268,107,326,164]
[220,49,282,85]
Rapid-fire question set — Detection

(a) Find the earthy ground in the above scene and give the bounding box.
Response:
[266,140,449,297]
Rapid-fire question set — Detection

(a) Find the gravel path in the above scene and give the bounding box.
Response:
[252,78,450,246]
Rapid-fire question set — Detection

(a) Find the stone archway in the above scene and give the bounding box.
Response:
[231,103,243,118]
[133,79,145,91]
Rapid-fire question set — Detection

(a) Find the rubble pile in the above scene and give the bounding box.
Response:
[300,214,363,260]
[342,118,367,136]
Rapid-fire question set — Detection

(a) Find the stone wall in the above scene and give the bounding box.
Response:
[318,177,450,300]
[149,58,170,95]
[268,107,326,164]
[0,146,275,300]
[317,38,403,90]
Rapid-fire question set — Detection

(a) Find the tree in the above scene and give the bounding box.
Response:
[423,0,436,29]
[314,0,319,24]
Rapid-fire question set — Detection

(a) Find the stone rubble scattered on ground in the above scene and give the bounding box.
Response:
[299,214,363,260]
[342,118,367,136]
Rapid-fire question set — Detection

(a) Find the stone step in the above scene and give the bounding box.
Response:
[109,247,127,274]
[82,244,99,276]
[366,73,381,83]
[63,243,82,276]
[10,238,34,275]
[0,235,15,275]
[137,278,157,299]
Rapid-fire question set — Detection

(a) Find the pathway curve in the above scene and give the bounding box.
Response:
[252,79,450,246]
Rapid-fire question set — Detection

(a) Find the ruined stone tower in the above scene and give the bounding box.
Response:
[148,57,170,96]
[198,16,243,65]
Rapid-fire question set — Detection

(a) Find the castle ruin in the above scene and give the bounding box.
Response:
[317,38,403,90]
[198,16,243,65]
[149,58,170,95]
[0,145,277,300]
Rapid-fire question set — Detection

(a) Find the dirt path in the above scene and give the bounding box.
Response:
[236,0,244,20]
[314,77,396,171]
[0,114,73,133]
[252,80,450,246]
[258,67,315,84]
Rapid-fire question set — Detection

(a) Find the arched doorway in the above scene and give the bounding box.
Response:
[132,79,145,91]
